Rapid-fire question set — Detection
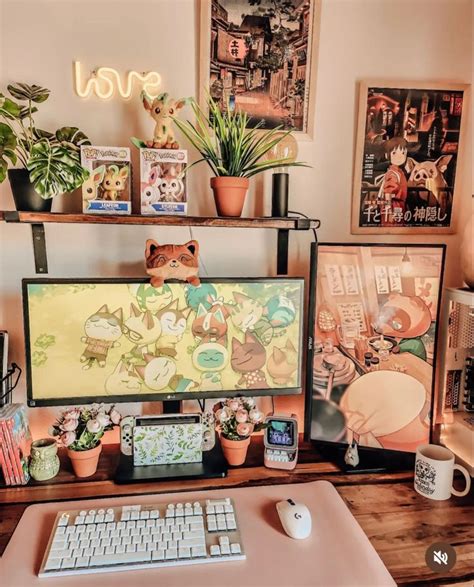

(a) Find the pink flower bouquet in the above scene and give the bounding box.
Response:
[50,404,121,451]
[214,398,266,441]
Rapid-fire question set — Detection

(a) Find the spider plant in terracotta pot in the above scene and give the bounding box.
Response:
[174,97,306,217]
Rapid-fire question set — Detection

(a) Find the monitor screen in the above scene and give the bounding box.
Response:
[23,278,304,406]
[267,419,295,447]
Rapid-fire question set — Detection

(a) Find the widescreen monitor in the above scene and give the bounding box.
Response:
[23,278,304,406]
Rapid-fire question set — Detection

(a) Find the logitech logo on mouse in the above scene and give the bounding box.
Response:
[294,513,302,519]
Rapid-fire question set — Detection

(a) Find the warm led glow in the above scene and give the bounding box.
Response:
[73,61,161,100]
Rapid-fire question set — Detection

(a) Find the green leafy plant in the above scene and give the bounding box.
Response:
[173,96,307,178]
[0,83,90,198]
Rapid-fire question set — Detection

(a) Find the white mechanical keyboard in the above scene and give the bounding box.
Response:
[38,497,245,577]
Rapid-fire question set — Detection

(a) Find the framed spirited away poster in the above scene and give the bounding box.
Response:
[351,81,468,234]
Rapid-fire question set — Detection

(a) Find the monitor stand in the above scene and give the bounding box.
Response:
[114,399,228,484]
[316,442,415,474]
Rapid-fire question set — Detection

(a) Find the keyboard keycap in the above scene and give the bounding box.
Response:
[89,551,151,567]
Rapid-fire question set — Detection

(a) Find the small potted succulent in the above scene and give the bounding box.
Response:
[0,83,90,211]
[50,404,121,478]
[214,398,266,466]
[173,96,306,217]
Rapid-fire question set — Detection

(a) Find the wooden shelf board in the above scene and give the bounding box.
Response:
[2,211,319,230]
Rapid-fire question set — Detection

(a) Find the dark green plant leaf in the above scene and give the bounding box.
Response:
[0,122,18,181]
[33,128,54,141]
[19,105,38,120]
[0,94,21,119]
[7,83,50,103]
[55,127,90,151]
[27,140,89,198]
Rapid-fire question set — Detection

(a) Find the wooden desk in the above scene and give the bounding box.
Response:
[0,438,472,586]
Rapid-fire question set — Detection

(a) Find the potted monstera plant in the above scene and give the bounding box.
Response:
[173,96,306,217]
[0,83,90,211]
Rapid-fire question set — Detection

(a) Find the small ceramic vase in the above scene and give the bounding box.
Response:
[29,438,60,481]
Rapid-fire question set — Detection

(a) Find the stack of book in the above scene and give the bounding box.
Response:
[0,404,32,485]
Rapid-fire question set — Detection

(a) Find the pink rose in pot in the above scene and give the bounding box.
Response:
[227,399,240,412]
[61,418,78,432]
[60,431,76,447]
[249,408,263,423]
[86,419,102,434]
[236,422,254,437]
[96,413,110,428]
[235,409,248,423]
[109,408,121,425]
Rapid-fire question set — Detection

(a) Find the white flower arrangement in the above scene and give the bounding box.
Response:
[50,403,121,451]
[214,398,266,441]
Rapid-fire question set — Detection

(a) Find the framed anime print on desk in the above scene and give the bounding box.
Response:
[307,243,446,455]
[351,80,469,234]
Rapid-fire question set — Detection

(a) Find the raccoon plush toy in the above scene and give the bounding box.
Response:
[145,239,200,288]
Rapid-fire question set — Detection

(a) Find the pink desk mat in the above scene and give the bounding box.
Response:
[0,480,395,587]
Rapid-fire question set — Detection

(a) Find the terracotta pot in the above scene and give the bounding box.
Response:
[220,435,250,466]
[210,176,249,217]
[67,443,102,478]
[8,169,53,212]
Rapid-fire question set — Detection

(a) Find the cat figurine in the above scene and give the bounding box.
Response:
[80,305,123,370]
[104,360,142,394]
[267,340,298,385]
[145,239,200,288]
[123,303,162,361]
[192,302,228,345]
[135,354,177,391]
[231,333,269,390]
[155,300,191,357]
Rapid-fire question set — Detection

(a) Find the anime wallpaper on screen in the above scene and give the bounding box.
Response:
[24,280,303,402]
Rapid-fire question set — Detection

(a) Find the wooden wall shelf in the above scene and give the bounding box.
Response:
[2,211,319,231]
[1,211,320,275]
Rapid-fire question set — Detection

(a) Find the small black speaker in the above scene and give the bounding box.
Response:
[271,172,289,217]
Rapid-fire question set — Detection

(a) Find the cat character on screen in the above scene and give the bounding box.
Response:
[145,240,200,289]
[80,306,123,370]
[155,300,192,357]
[122,304,162,362]
[231,333,270,390]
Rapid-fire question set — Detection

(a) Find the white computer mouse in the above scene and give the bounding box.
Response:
[276,499,312,539]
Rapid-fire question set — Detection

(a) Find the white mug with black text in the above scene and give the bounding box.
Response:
[414,444,471,501]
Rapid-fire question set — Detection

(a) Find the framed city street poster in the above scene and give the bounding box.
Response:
[351,81,469,234]
[199,0,321,138]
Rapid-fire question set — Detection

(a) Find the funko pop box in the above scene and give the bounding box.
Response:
[81,146,132,214]
[140,148,188,215]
